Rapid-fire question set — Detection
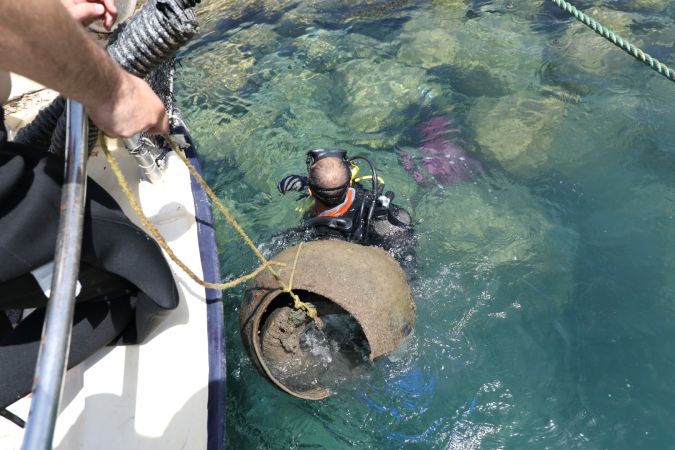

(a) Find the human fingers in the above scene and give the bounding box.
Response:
[66,3,106,25]
[121,75,170,137]
[129,75,170,135]
[77,0,117,13]
[145,110,170,136]
[98,0,117,15]
[97,0,118,29]
[88,72,168,138]
[74,0,117,29]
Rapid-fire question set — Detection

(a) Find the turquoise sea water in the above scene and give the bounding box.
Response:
[175,1,675,448]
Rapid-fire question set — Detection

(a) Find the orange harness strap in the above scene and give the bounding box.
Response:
[318,187,355,218]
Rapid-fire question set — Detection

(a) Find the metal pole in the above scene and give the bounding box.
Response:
[122,134,163,183]
[21,99,88,450]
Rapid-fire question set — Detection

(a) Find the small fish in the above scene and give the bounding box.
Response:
[398,116,482,187]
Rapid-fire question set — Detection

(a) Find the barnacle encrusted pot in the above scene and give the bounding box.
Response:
[240,240,415,400]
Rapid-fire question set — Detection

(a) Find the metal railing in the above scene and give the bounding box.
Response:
[21,99,89,450]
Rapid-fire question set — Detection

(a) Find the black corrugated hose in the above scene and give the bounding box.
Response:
[14,0,201,155]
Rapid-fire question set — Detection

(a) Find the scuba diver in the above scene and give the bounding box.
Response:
[277,148,415,267]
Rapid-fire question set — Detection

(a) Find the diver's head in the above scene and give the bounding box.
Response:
[306,148,351,206]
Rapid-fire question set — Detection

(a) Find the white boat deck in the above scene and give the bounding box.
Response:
[0,77,215,449]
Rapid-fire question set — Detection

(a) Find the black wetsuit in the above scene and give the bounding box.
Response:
[296,185,415,266]
[0,107,178,409]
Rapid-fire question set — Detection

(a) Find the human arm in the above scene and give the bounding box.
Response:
[0,0,168,137]
[0,70,10,105]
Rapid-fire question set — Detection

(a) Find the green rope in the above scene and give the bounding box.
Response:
[549,0,675,83]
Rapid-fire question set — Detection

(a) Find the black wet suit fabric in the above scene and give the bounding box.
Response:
[0,295,136,410]
[270,183,416,271]
[294,185,416,266]
[0,107,179,409]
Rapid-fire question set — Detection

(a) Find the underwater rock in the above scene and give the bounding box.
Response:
[303,0,414,27]
[398,116,482,187]
[415,181,574,263]
[416,184,529,265]
[547,11,628,101]
[639,78,675,155]
[636,17,675,50]
[396,6,466,70]
[397,28,461,70]
[540,5,649,101]
[294,31,348,72]
[180,54,424,197]
[414,180,577,303]
[181,68,352,193]
[457,14,546,93]
[581,6,635,32]
[431,0,468,8]
[183,43,255,93]
[398,9,545,94]
[196,0,295,26]
[556,7,639,77]
[226,23,282,55]
[177,25,262,101]
[175,26,282,112]
[333,59,430,134]
[481,0,544,18]
[293,29,393,73]
[617,0,670,13]
[468,91,566,178]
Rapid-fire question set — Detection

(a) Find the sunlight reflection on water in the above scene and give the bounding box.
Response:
[176,0,675,448]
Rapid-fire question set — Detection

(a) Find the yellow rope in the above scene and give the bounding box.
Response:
[98,132,318,320]
[287,241,303,291]
[287,242,305,311]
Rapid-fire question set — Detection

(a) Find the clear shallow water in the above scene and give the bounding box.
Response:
[175,0,675,448]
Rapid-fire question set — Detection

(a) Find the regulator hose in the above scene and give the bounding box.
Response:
[348,155,379,241]
[13,97,66,151]
[106,0,201,79]
[14,0,201,155]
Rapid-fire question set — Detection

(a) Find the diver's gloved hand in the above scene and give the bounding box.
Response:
[277,175,308,194]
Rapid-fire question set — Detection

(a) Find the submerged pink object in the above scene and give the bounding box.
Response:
[398,116,482,186]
